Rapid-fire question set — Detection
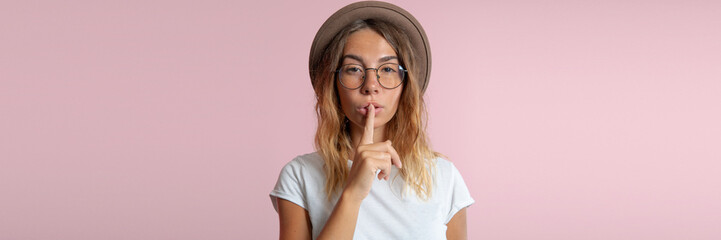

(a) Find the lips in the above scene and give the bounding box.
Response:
[363,102,382,109]
[357,102,383,116]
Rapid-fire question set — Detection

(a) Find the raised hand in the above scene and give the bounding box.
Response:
[343,104,403,201]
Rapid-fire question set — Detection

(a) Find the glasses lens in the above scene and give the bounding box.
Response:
[339,64,364,89]
[378,63,404,89]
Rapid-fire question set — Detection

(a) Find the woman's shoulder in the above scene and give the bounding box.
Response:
[270,152,325,212]
[289,151,323,165]
[279,151,325,174]
[431,155,456,171]
[432,155,452,166]
[429,155,464,180]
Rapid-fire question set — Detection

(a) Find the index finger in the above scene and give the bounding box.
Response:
[360,104,375,145]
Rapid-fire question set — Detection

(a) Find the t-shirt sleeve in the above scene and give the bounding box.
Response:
[269,158,307,213]
[444,162,475,224]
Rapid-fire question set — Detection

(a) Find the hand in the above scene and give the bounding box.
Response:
[343,104,403,202]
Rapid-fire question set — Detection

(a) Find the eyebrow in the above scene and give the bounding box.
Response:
[341,54,398,65]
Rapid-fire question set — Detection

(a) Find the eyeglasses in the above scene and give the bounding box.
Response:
[335,63,406,90]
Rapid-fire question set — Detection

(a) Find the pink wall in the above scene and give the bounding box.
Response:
[1,0,719,239]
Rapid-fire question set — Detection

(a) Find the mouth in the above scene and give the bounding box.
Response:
[357,102,383,116]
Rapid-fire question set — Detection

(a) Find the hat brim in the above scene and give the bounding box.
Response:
[309,1,431,94]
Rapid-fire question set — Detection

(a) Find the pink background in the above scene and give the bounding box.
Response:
[1,0,719,239]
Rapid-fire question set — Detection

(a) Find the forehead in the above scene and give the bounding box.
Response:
[342,28,397,63]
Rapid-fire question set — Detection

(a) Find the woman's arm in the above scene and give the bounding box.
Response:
[446,207,468,240]
[277,198,312,240]
[316,191,363,239]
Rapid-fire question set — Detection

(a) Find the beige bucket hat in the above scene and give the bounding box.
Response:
[309,1,432,94]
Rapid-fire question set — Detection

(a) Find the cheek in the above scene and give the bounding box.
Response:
[390,88,403,111]
[337,90,354,116]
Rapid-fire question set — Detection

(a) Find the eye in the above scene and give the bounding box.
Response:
[380,65,398,73]
[344,66,363,74]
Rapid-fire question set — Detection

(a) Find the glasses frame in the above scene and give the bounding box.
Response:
[335,63,407,90]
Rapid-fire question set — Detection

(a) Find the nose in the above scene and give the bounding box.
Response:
[361,70,380,95]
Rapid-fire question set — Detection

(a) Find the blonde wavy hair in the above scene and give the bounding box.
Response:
[310,19,444,201]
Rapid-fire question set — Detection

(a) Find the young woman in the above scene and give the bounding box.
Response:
[270,2,474,239]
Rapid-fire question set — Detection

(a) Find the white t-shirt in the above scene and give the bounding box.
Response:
[270,152,475,240]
